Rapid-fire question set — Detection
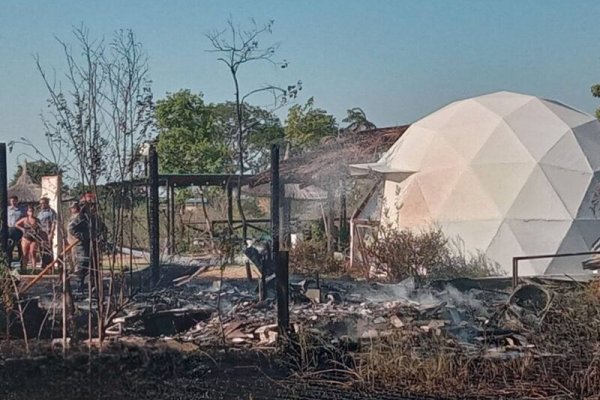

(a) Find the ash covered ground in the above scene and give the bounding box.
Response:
[2,263,594,399]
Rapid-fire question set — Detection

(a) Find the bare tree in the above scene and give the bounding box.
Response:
[35,25,108,186]
[206,18,300,243]
[30,25,154,346]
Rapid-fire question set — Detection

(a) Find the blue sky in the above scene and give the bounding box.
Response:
[1,0,599,176]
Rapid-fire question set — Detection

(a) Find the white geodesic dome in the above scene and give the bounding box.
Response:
[353,91,600,276]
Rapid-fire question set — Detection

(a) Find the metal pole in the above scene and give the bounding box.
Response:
[511,249,600,289]
[277,250,289,334]
[512,257,518,289]
[271,144,280,258]
[62,256,68,355]
[166,183,171,255]
[227,183,233,234]
[0,143,7,263]
[271,145,289,332]
[280,189,291,250]
[169,184,176,254]
[148,145,160,285]
[340,188,347,249]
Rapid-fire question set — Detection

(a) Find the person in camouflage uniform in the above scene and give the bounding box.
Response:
[67,201,90,293]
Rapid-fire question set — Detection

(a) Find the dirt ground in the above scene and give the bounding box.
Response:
[0,344,422,400]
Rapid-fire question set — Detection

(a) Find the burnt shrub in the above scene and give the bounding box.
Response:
[366,225,501,283]
[290,239,344,276]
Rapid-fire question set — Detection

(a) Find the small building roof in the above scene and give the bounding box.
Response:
[8,163,41,203]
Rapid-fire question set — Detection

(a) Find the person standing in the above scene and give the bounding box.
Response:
[67,202,90,293]
[37,196,57,268]
[15,205,42,270]
[7,195,24,266]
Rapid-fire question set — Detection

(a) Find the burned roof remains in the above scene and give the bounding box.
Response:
[251,125,409,187]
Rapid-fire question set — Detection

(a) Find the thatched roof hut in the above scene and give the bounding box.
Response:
[8,163,41,203]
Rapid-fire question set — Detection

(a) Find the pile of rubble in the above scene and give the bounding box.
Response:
[107,270,561,358]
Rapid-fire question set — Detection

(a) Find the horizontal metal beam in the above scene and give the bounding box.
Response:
[512,250,600,288]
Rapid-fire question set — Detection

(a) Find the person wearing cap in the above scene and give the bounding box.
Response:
[37,196,57,268]
[67,201,90,292]
[7,195,24,267]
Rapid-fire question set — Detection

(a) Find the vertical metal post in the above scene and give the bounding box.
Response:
[271,144,289,332]
[280,188,291,250]
[512,257,519,289]
[169,184,176,254]
[0,143,7,263]
[62,257,68,354]
[148,145,160,285]
[277,250,289,334]
[339,188,348,249]
[271,144,280,257]
[227,183,233,234]
[326,192,335,254]
[166,183,171,255]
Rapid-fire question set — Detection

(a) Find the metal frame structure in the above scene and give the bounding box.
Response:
[512,250,600,288]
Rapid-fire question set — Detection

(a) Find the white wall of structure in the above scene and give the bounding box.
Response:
[353,91,600,276]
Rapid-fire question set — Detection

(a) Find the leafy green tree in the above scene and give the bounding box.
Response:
[10,160,63,186]
[592,84,600,119]
[342,107,376,133]
[155,90,231,174]
[284,97,338,157]
[209,102,283,173]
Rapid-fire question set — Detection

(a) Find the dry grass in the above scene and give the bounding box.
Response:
[286,282,600,399]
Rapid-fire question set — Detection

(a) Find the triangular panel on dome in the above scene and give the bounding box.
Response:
[471,120,535,165]
[555,223,590,252]
[541,165,592,219]
[443,98,506,129]
[541,99,594,128]
[471,163,535,215]
[381,177,412,226]
[474,91,535,118]
[436,170,502,221]
[506,219,570,255]
[418,135,467,172]
[504,99,571,161]
[576,175,600,220]
[573,120,600,172]
[485,221,526,275]
[440,117,502,161]
[383,125,438,172]
[506,219,571,275]
[545,223,591,275]
[414,101,462,131]
[414,167,462,217]
[506,166,571,220]
[441,219,502,255]
[572,220,600,249]
[540,131,592,173]
[396,180,433,228]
